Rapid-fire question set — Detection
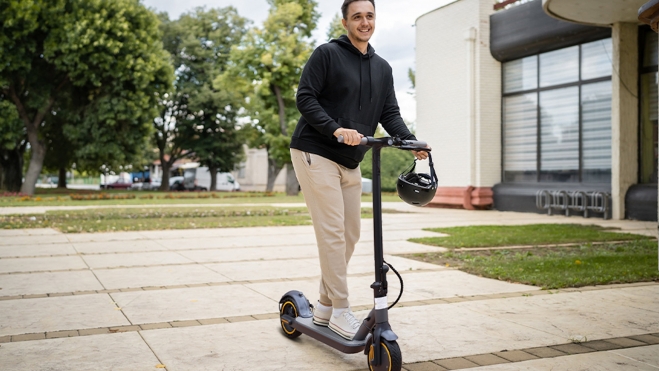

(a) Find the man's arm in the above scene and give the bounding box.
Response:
[296,48,341,139]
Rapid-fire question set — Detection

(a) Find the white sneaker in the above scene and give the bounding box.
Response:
[312,301,332,326]
[329,309,361,340]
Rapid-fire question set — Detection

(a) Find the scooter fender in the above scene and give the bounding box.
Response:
[279,290,313,318]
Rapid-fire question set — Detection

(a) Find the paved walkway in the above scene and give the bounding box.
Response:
[0,204,657,370]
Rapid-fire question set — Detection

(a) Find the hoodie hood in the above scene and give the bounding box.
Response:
[330,35,375,57]
[331,35,375,110]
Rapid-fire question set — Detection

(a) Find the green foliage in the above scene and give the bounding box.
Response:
[175,7,249,174]
[410,224,652,249]
[408,68,416,89]
[155,8,249,190]
[0,100,23,151]
[327,13,345,41]
[217,0,319,170]
[0,0,173,193]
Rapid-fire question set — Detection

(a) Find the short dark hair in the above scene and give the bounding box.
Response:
[341,0,375,20]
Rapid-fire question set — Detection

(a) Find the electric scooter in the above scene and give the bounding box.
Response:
[279,136,430,371]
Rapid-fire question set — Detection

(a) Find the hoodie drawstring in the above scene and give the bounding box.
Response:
[369,56,372,104]
[359,58,363,111]
[359,54,372,111]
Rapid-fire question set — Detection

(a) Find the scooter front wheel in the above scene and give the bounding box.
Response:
[279,297,302,339]
[368,339,402,371]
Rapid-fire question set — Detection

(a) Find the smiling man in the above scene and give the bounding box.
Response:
[290,0,424,340]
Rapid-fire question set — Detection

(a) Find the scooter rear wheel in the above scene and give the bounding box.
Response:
[279,298,302,339]
[367,339,402,371]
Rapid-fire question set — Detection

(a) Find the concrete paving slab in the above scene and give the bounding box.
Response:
[0,243,76,258]
[0,256,87,274]
[141,320,367,371]
[111,285,276,324]
[246,274,430,308]
[82,251,193,269]
[0,228,61,236]
[455,289,659,343]
[0,234,71,246]
[0,294,129,336]
[177,240,443,265]
[138,225,316,239]
[594,286,659,314]
[155,234,318,250]
[397,270,538,299]
[389,304,566,364]
[204,255,442,282]
[63,231,150,243]
[178,245,318,263]
[0,270,104,297]
[612,344,659,367]
[72,240,167,254]
[469,346,659,370]
[93,264,230,289]
[0,332,162,371]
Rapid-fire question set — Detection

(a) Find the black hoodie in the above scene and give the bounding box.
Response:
[290,35,416,169]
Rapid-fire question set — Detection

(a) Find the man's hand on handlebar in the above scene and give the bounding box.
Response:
[334,128,363,146]
[412,148,431,161]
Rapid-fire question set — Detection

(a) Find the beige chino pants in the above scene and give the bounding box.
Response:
[290,148,362,309]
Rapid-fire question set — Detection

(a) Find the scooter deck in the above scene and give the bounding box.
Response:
[290,316,367,354]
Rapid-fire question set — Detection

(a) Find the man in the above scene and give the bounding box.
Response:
[290,0,428,340]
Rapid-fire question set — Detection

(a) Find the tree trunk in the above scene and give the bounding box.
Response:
[160,160,172,191]
[285,163,299,196]
[0,147,24,192]
[58,167,67,188]
[272,85,288,136]
[266,156,283,193]
[209,164,218,191]
[20,140,46,195]
[8,86,55,196]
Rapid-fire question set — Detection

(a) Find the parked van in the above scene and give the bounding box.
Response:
[182,166,240,192]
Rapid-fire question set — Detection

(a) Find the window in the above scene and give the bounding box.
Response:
[502,38,612,184]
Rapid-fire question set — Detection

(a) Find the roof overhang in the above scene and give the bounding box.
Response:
[542,0,647,27]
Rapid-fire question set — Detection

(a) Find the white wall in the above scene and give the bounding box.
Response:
[416,0,501,188]
[236,147,287,192]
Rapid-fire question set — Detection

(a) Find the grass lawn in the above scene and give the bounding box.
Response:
[404,240,659,289]
[0,206,404,233]
[0,190,403,207]
[409,224,651,248]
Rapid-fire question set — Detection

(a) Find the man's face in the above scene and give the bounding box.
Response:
[342,1,375,44]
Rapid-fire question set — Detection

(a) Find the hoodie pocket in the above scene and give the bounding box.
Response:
[338,118,372,136]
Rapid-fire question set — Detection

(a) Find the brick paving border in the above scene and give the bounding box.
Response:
[400,334,659,370]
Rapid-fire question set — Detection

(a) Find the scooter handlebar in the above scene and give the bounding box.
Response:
[337,135,428,149]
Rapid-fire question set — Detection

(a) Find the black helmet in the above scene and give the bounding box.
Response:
[397,153,437,207]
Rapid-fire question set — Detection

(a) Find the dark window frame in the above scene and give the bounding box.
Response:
[501,38,613,185]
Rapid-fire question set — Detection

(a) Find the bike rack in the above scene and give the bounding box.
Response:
[535,190,611,220]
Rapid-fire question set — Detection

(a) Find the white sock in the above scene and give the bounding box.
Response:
[316,301,331,310]
[332,307,348,318]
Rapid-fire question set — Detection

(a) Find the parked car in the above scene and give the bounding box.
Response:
[188,167,239,192]
[103,179,132,190]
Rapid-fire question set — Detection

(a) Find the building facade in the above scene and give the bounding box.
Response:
[416,0,658,221]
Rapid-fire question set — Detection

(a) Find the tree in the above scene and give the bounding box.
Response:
[175,8,249,191]
[0,0,172,195]
[219,0,319,195]
[0,99,26,192]
[327,13,345,41]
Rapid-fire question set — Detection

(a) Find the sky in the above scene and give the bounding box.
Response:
[141,0,457,123]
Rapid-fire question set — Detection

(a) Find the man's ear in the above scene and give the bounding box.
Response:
[341,18,347,30]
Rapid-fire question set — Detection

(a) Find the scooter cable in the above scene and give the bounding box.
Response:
[383,259,403,310]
